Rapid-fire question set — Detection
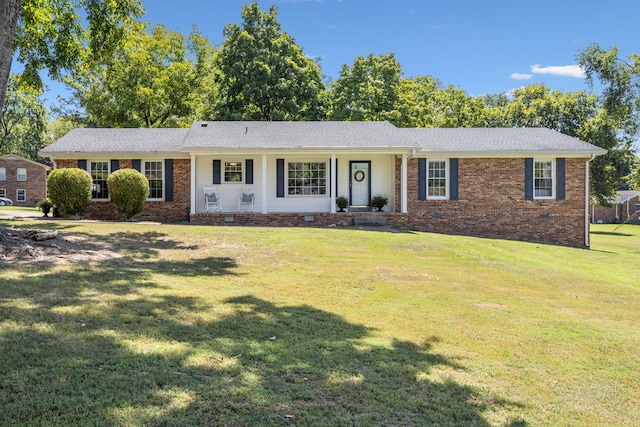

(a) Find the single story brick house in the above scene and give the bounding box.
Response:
[39,121,606,247]
[0,154,50,206]
[591,190,640,224]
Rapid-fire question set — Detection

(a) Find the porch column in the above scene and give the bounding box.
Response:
[262,154,268,214]
[190,155,196,214]
[330,154,337,213]
[401,153,408,213]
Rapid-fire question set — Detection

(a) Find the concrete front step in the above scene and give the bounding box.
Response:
[353,216,388,227]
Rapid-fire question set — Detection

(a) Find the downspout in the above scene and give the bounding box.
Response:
[585,155,594,247]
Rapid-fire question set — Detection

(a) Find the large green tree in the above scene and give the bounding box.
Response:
[328,53,402,123]
[70,24,214,128]
[397,75,489,128]
[0,0,144,123]
[577,44,639,205]
[212,2,325,121]
[0,74,48,161]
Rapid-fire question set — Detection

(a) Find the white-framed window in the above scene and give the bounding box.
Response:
[16,189,26,202]
[0,189,5,198]
[0,167,5,181]
[17,168,26,181]
[288,162,327,195]
[224,161,243,182]
[534,159,554,199]
[89,161,110,199]
[427,159,448,200]
[143,161,164,200]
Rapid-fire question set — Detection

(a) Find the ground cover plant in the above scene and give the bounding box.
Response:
[0,219,638,426]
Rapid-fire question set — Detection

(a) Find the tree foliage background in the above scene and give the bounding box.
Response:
[1,1,638,204]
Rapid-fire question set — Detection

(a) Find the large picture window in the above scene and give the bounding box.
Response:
[427,160,447,199]
[224,161,243,182]
[90,161,109,199]
[287,162,326,195]
[144,161,163,199]
[534,160,554,199]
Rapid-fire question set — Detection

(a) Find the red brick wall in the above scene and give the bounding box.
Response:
[396,157,588,247]
[0,158,48,206]
[54,159,190,223]
[591,196,640,224]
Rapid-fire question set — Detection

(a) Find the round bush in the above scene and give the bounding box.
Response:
[46,168,93,216]
[107,168,149,219]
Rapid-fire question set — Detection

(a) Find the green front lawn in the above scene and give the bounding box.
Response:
[1,221,638,426]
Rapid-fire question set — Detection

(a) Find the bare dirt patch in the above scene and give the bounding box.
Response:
[0,226,122,264]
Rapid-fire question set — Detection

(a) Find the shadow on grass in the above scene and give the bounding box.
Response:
[0,260,525,426]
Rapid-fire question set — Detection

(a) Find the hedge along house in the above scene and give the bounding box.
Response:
[39,121,606,247]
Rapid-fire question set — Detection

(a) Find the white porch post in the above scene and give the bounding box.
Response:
[262,154,268,214]
[401,153,408,213]
[330,154,337,213]
[190,155,196,214]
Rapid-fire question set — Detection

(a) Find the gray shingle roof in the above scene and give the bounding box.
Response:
[182,121,414,150]
[399,127,607,155]
[39,122,607,157]
[39,128,189,155]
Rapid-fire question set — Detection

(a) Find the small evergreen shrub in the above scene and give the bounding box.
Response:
[46,168,92,216]
[107,168,149,219]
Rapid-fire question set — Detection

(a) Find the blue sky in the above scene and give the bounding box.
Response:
[139,0,639,97]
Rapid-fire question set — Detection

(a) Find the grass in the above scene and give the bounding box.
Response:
[0,219,638,426]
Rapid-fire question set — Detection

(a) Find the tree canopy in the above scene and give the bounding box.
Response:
[70,24,214,128]
[212,2,325,121]
[0,0,144,123]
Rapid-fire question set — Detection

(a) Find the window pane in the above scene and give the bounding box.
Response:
[17,168,26,181]
[534,161,553,197]
[427,161,447,198]
[17,189,26,202]
[287,162,327,196]
[90,161,109,199]
[0,168,5,181]
[224,161,242,182]
[145,161,163,199]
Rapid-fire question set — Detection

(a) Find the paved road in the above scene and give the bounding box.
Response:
[0,209,44,219]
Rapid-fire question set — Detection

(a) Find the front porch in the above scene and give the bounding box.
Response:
[190,211,409,228]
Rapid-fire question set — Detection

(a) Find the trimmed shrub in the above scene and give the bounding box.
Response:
[107,168,149,219]
[47,168,92,216]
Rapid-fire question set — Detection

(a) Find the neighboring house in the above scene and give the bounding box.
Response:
[39,121,606,248]
[591,190,640,224]
[0,154,50,206]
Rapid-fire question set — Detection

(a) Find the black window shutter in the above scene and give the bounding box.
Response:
[213,160,221,184]
[78,160,87,170]
[132,159,141,172]
[245,159,254,184]
[110,160,119,173]
[449,158,459,200]
[556,158,566,200]
[524,158,534,200]
[418,158,427,200]
[165,159,174,202]
[276,159,285,198]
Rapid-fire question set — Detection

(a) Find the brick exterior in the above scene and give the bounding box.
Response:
[55,159,191,223]
[0,156,48,206]
[52,156,590,247]
[396,157,589,247]
[591,195,640,224]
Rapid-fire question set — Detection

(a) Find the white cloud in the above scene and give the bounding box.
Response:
[511,73,533,80]
[530,64,586,78]
[326,24,337,30]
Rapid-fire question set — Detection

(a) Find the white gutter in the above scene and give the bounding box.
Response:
[585,155,594,247]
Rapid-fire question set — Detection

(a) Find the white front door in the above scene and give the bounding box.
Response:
[350,161,370,206]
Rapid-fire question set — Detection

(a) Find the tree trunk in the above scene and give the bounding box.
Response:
[0,0,22,123]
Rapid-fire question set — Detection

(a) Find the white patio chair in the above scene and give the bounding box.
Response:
[203,186,222,213]
[237,187,255,213]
